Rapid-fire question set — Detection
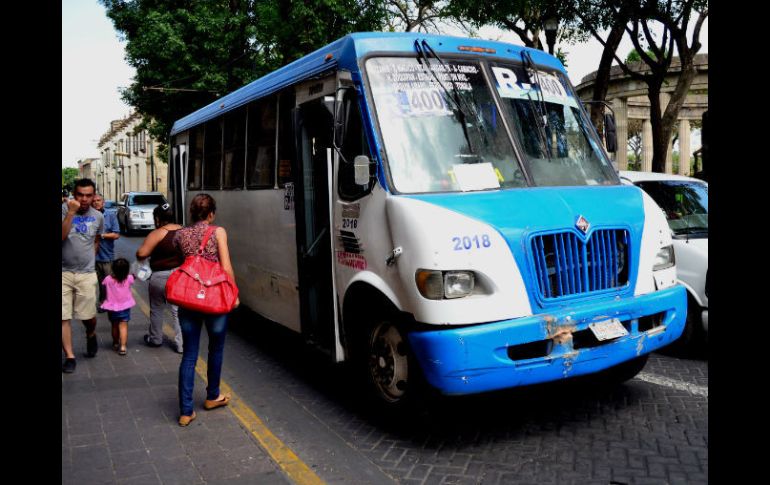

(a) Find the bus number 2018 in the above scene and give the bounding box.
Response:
[452,235,491,250]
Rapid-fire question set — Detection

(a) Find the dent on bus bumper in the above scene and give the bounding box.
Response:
[408,285,686,396]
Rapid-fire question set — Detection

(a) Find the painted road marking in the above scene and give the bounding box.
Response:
[636,372,709,398]
[131,288,326,485]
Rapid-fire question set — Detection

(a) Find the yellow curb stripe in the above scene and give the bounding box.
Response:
[131,288,325,485]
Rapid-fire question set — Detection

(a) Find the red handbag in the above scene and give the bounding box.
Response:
[165,225,239,314]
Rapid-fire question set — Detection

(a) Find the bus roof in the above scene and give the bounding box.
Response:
[170,31,565,136]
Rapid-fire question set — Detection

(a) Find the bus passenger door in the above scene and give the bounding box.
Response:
[170,137,187,225]
[293,98,336,353]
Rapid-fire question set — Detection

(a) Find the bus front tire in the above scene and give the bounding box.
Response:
[356,318,427,409]
[604,354,649,384]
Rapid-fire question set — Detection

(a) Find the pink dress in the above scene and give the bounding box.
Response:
[101,275,136,311]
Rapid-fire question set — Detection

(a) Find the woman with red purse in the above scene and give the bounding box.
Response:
[172,193,239,426]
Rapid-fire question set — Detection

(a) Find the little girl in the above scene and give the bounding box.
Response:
[100,258,136,355]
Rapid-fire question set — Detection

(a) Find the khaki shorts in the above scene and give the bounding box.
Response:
[62,272,98,321]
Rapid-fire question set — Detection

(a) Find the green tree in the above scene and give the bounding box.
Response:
[447,0,589,50]
[627,48,654,63]
[383,1,471,33]
[100,0,386,145]
[62,167,79,191]
[571,0,707,173]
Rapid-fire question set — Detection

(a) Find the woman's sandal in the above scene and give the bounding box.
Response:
[118,347,127,356]
[178,411,197,426]
[203,394,231,410]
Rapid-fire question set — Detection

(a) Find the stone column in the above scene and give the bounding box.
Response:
[642,119,653,172]
[612,97,628,170]
[660,93,673,173]
[678,119,691,176]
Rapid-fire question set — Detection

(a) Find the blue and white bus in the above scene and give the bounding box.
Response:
[168,32,686,405]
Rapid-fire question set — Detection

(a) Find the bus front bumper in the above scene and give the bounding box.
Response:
[408,285,686,395]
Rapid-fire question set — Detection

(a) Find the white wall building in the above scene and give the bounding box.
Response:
[95,112,167,202]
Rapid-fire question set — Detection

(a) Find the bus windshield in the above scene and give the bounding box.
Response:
[366,56,526,193]
[489,62,617,186]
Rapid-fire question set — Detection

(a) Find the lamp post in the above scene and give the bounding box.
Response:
[543,16,559,55]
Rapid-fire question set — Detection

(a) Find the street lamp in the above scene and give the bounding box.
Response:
[543,16,558,55]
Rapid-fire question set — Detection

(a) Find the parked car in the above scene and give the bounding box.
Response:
[117,191,167,234]
[619,171,708,348]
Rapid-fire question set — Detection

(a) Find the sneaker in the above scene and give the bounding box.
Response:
[62,358,76,373]
[174,343,184,354]
[143,334,162,348]
[85,334,98,358]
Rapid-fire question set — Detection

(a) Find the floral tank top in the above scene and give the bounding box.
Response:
[173,222,220,263]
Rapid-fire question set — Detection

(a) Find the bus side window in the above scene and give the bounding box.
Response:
[188,126,203,190]
[246,97,276,189]
[203,119,222,189]
[338,92,374,200]
[223,106,246,189]
[277,91,296,187]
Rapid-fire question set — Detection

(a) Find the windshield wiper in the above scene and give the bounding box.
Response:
[521,50,552,161]
[414,39,478,158]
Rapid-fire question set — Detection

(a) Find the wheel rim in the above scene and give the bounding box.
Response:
[367,321,409,403]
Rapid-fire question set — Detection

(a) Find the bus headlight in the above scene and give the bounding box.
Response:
[415,270,475,300]
[444,271,475,298]
[653,245,675,271]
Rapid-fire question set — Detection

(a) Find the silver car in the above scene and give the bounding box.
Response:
[619,171,708,349]
[117,192,167,234]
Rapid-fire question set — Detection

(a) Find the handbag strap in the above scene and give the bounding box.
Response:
[196,225,217,256]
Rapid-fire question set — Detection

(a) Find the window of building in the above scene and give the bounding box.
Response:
[223,107,246,189]
[203,119,222,189]
[246,97,277,189]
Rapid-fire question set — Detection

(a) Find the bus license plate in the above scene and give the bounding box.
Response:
[588,318,628,341]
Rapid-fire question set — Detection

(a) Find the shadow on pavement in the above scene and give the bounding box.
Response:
[227,305,661,441]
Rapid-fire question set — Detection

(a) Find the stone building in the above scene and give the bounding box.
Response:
[77,158,99,181]
[575,54,708,175]
[94,112,167,202]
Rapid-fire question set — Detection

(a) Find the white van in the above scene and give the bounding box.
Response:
[620,171,708,347]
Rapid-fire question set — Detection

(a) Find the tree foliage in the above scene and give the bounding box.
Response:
[62,167,79,191]
[100,0,386,144]
[383,0,472,34]
[446,0,589,50]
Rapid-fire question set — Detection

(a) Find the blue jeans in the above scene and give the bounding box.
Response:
[178,307,228,416]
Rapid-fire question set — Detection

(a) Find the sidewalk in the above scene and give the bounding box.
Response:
[61,289,290,485]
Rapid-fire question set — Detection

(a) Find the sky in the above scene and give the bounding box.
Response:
[61,1,707,168]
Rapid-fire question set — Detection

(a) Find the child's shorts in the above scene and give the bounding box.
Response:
[107,308,131,323]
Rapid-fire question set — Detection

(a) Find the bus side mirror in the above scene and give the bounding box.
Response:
[354,155,371,185]
[603,112,617,153]
[333,87,354,149]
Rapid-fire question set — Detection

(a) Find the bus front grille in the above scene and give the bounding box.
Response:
[530,229,629,300]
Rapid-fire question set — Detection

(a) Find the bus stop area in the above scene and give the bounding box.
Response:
[61,291,289,485]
